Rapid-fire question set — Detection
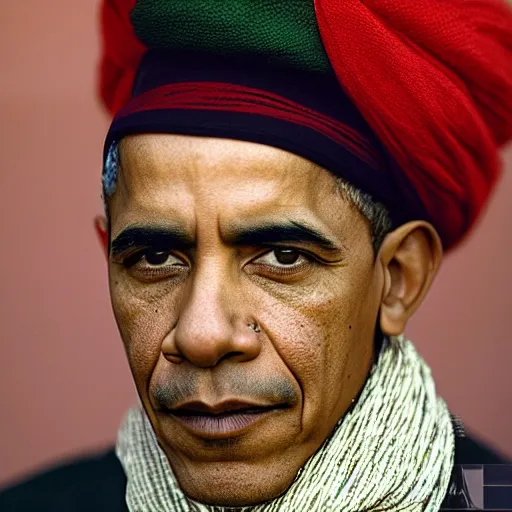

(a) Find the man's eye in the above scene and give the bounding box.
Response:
[252,248,308,268]
[123,250,188,281]
[143,250,180,267]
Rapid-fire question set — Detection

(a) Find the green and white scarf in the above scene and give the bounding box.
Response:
[116,336,454,511]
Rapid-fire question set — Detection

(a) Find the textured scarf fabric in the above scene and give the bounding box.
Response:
[116,336,455,512]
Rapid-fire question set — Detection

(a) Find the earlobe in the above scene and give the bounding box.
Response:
[378,222,442,336]
[94,216,109,259]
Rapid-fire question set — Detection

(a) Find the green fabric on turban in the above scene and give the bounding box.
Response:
[131,0,331,74]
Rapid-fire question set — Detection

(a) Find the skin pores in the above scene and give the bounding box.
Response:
[107,134,385,506]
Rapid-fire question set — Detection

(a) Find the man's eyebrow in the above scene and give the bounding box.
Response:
[110,226,193,256]
[226,221,341,251]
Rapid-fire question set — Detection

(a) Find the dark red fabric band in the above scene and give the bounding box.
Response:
[116,81,379,170]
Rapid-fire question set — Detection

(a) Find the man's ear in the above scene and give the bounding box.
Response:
[94,215,109,259]
[378,221,443,336]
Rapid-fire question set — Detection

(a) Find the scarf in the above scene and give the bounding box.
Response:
[116,336,454,511]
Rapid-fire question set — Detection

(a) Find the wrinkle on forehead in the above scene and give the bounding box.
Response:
[112,134,356,242]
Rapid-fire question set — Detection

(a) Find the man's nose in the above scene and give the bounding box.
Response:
[161,266,262,368]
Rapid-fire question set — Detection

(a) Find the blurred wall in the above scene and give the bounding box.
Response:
[0,1,510,487]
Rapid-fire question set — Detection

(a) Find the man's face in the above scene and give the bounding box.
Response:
[108,134,384,506]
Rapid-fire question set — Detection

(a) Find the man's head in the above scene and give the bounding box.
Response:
[96,0,512,506]
[98,133,441,506]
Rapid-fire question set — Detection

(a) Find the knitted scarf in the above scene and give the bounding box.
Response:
[116,336,454,511]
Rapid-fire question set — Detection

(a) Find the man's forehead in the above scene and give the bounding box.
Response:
[118,133,328,182]
[114,135,341,210]
[109,135,353,242]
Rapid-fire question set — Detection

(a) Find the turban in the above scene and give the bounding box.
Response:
[99,0,512,250]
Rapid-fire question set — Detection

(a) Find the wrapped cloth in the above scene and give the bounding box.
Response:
[99,0,512,250]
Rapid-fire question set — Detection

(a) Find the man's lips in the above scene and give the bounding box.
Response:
[163,400,288,438]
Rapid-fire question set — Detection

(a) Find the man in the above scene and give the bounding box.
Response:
[1,0,511,510]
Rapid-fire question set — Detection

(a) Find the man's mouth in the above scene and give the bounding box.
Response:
[166,400,287,438]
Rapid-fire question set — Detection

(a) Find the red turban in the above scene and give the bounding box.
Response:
[99,0,512,250]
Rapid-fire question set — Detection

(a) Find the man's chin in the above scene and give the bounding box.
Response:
[152,410,312,506]
[167,456,301,507]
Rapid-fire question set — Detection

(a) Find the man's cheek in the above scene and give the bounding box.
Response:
[112,297,168,385]
[259,302,331,400]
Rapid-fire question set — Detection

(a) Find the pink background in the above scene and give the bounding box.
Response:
[0,1,510,487]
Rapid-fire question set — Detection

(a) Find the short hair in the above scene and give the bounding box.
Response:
[334,178,392,252]
[102,142,392,252]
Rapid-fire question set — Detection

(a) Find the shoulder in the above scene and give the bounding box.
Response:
[0,448,127,512]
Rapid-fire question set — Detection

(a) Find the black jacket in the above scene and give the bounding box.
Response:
[0,428,508,511]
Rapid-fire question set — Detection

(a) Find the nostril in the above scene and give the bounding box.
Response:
[216,351,246,365]
[164,353,185,365]
[168,312,263,367]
